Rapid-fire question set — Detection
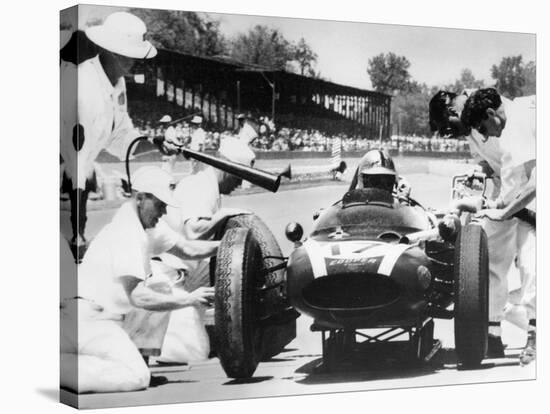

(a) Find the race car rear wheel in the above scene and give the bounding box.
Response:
[214,228,264,378]
[218,214,297,360]
[453,223,489,368]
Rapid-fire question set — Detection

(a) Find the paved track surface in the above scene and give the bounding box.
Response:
[60,173,535,409]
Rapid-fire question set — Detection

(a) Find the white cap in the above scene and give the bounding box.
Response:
[219,137,255,166]
[85,12,157,59]
[190,115,203,124]
[159,115,172,123]
[131,166,177,206]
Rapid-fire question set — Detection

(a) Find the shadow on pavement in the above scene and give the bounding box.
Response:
[264,357,297,363]
[294,341,442,385]
[149,375,199,388]
[293,344,525,385]
[223,376,274,385]
[277,347,299,353]
[294,358,438,385]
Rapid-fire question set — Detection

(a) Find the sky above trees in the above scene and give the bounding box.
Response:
[212,12,535,90]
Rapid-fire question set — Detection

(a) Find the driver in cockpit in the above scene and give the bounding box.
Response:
[351,149,412,205]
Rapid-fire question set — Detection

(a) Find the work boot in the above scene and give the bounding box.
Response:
[520,331,536,366]
[486,334,505,359]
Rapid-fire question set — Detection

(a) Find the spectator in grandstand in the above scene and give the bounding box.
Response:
[158,115,179,174]
[189,116,206,152]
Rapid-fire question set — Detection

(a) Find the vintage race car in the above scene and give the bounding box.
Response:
[284,185,489,371]
[211,180,489,377]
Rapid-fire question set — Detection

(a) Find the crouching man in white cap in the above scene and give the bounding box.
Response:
[61,11,161,255]
[148,137,256,364]
[60,167,219,393]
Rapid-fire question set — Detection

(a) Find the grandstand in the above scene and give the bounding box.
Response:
[126,48,391,139]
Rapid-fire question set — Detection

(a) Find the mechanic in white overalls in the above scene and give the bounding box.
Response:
[148,137,255,364]
[461,88,536,365]
[429,89,535,362]
[60,12,157,249]
[60,167,219,393]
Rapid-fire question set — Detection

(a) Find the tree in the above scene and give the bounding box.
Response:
[522,61,536,95]
[491,55,525,98]
[229,25,295,70]
[293,37,318,76]
[456,68,485,90]
[367,53,411,95]
[441,68,485,92]
[392,82,432,136]
[129,8,226,56]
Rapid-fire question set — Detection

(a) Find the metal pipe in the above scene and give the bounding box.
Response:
[180,147,282,192]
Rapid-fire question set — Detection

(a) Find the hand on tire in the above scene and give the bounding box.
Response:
[188,286,215,306]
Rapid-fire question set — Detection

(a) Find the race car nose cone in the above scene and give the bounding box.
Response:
[285,222,304,243]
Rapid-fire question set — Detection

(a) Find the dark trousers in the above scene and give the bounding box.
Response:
[69,188,89,242]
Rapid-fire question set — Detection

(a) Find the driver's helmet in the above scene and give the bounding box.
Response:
[357,149,397,193]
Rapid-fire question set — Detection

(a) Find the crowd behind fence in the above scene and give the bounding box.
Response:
[133,118,470,154]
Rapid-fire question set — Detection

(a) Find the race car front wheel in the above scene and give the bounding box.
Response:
[453,223,489,368]
[214,227,264,378]
[216,213,297,360]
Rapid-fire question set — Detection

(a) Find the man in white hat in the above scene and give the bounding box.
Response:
[60,166,220,393]
[60,11,157,254]
[189,115,206,152]
[148,137,256,364]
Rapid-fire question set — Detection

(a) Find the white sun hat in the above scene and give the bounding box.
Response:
[219,137,256,166]
[190,115,203,124]
[159,115,172,123]
[85,12,157,59]
[131,166,177,206]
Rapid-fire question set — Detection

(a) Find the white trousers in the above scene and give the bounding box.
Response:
[60,299,150,393]
[485,218,536,323]
[157,259,211,364]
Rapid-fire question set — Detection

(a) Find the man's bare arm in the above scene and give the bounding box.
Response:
[184,208,251,240]
[120,276,214,312]
[498,166,536,219]
[478,161,536,221]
